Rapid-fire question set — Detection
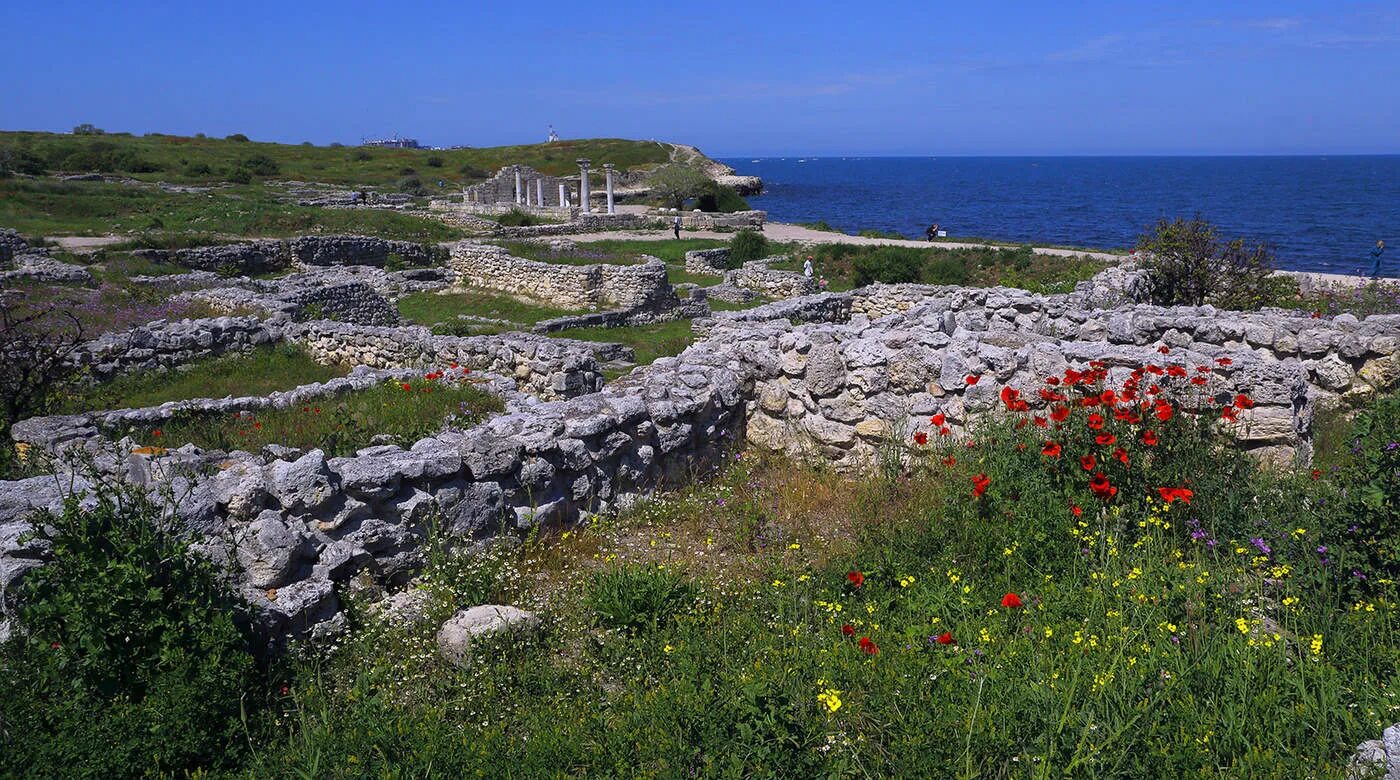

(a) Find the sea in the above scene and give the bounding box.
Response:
[720,156,1400,276]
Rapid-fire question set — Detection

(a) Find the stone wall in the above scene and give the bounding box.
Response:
[493,213,659,239]
[463,165,574,207]
[684,248,732,275]
[651,210,767,230]
[289,236,434,267]
[1,250,93,284]
[146,236,437,275]
[448,242,677,310]
[72,315,284,381]
[532,298,711,334]
[725,266,820,299]
[0,229,32,264]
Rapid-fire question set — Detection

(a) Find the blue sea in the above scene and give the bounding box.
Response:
[721,156,1400,275]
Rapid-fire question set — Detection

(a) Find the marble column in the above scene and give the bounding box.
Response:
[603,163,616,214]
[558,183,568,208]
[577,158,591,214]
[513,167,524,204]
[536,179,544,207]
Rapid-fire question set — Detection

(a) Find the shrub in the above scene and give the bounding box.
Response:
[495,208,537,227]
[226,133,250,142]
[857,228,905,240]
[329,142,344,148]
[458,164,491,178]
[0,146,47,177]
[852,245,924,285]
[426,155,444,168]
[397,175,425,195]
[226,166,252,184]
[729,229,768,263]
[646,164,712,210]
[0,481,260,777]
[585,564,697,632]
[237,153,279,177]
[183,161,213,176]
[1,301,84,470]
[72,123,104,135]
[695,183,750,213]
[352,150,372,162]
[1137,215,1276,308]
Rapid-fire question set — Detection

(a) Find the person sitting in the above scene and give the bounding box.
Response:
[925,223,941,241]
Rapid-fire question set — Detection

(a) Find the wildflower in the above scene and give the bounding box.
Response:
[1309,634,1324,656]
[1112,447,1129,465]
[1310,469,1322,480]
[1249,537,1272,555]
[841,624,856,636]
[817,688,843,713]
[935,631,954,645]
[898,575,916,588]
[930,413,946,426]
[942,455,956,466]
[1071,505,1083,517]
[1157,486,1194,504]
[1050,405,1071,423]
[1141,430,1160,446]
[1221,405,1239,422]
[1095,433,1117,446]
[965,374,980,386]
[1233,394,1255,410]
[152,429,162,437]
[1216,357,1233,366]
[664,644,674,653]
[1087,413,1105,430]
[913,431,928,446]
[1041,441,1062,457]
[1235,617,1250,635]
[1154,402,1174,422]
[1190,376,1208,386]
[1167,365,1188,378]
[401,382,412,392]
[1158,345,1171,355]
[971,473,991,497]
[858,636,879,655]
[1089,472,1117,499]
[1080,454,1096,471]
[847,571,865,588]
[1033,415,1048,428]
[1001,592,1024,609]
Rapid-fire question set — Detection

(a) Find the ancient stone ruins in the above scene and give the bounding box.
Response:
[2,227,1397,654]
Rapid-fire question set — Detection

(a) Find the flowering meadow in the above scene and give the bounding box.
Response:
[232,360,1400,778]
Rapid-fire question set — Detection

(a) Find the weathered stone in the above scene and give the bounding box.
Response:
[436,605,541,668]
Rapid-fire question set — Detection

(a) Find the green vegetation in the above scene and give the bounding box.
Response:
[397,288,580,333]
[0,178,461,241]
[0,132,672,187]
[728,229,769,263]
[856,228,906,240]
[776,242,1106,294]
[554,319,696,371]
[56,344,347,414]
[481,209,562,228]
[796,219,842,233]
[1272,278,1400,317]
[126,377,503,457]
[569,238,727,264]
[0,482,262,778]
[1137,215,1282,309]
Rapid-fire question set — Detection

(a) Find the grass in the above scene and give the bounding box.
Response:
[1,132,672,187]
[553,319,697,372]
[124,375,503,457]
[54,345,347,415]
[6,279,252,338]
[0,178,463,241]
[396,288,581,332]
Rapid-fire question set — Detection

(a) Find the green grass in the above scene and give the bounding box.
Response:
[0,178,463,241]
[55,345,347,415]
[397,289,581,331]
[553,319,697,371]
[1,132,672,187]
[125,376,503,457]
[707,296,771,312]
[572,238,728,264]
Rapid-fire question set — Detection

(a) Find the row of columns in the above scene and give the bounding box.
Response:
[504,161,617,214]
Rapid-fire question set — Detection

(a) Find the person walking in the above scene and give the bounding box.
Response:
[672,215,682,240]
[803,256,814,278]
[1370,240,1387,279]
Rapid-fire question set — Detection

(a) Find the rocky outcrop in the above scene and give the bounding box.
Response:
[436,605,541,667]
[0,229,31,264]
[0,251,93,284]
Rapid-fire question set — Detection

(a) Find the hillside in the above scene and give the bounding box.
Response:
[0,131,682,188]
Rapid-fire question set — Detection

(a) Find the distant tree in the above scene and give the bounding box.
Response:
[237,154,280,177]
[0,146,47,177]
[329,142,344,148]
[425,155,444,168]
[71,123,104,136]
[225,133,250,142]
[300,141,313,146]
[0,302,84,466]
[1136,216,1277,309]
[646,164,712,210]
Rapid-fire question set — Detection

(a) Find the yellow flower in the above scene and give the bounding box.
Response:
[1235,617,1251,635]
[979,627,992,644]
[1310,634,1324,656]
[787,542,801,550]
[899,575,916,588]
[771,579,785,588]
[817,688,843,713]
[1292,527,1307,538]
[1044,627,1054,638]
[1282,596,1299,607]
[663,644,675,654]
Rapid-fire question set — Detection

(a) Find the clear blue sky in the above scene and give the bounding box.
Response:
[4,1,1397,156]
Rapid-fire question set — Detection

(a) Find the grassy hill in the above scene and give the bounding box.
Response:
[0,131,674,187]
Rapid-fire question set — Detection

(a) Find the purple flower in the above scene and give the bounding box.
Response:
[1316,545,1328,555]
[1250,537,1272,555]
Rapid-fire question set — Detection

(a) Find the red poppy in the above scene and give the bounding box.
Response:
[1216,357,1233,366]
[1100,390,1117,404]
[314,407,321,413]
[965,374,980,386]
[1195,365,1210,374]
[1190,376,1208,386]
[1158,346,1171,355]
[938,426,952,436]
[1000,386,1022,409]
[1154,403,1174,422]
[1033,416,1048,428]
[1050,406,1071,423]
[1001,592,1024,608]
[972,473,991,497]
[1087,413,1105,430]
[1095,433,1117,446]
[1157,486,1194,504]
[841,624,856,636]
[1220,405,1239,422]
[1147,384,1162,395]
[1042,441,1062,457]
[1071,505,1084,517]
[1145,364,1165,376]
[847,571,865,588]
[450,362,459,369]
[152,429,162,437]
[1167,365,1188,378]
[913,431,928,446]
[1112,447,1129,466]
[1080,454,1096,471]
[1089,472,1118,499]
[1141,429,1160,446]
[1311,311,1322,319]
[1080,396,1102,408]
[942,455,957,466]
[1233,393,1255,409]
[930,413,946,426]
[1045,376,1061,385]
[936,631,954,645]
[1310,469,1322,480]
[858,636,880,655]
[401,382,412,392]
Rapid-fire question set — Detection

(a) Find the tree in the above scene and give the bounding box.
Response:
[1136,216,1277,309]
[0,302,84,467]
[645,164,712,210]
[71,123,104,135]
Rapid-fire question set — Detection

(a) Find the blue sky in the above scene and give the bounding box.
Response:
[3,1,1397,155]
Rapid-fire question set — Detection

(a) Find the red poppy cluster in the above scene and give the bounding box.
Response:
[847,570,865,588]
[971,473,991,498]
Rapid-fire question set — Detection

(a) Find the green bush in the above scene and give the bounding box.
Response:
[0,482,260,777]
[238,154,280,177]
[695,183,750,213]
[397,175,425,195]
[495,208,538,227]
[226,133,250,142]
[856,228,905,240]
[0,146,48,177]
[852,245,925,285]
[729,229,768,263]
[1137,215,1277,308]
[585,564,697,632]
[426,156,444,168]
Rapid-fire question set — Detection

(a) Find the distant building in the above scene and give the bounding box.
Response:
[362,136,420,149]
[547,125,560,143]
